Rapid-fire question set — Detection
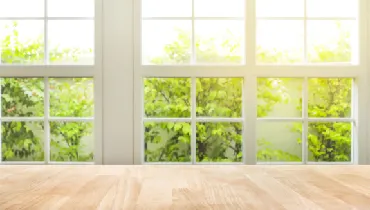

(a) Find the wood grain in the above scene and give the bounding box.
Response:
[1,165,370,209]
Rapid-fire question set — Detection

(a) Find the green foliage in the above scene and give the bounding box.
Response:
[146,21,353,163]
[1,21,94,162]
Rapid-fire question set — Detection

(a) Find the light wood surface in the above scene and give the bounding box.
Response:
[1,165,370,209]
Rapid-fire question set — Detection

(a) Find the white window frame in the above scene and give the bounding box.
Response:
[133,0,369,165]
[0,0,103,165]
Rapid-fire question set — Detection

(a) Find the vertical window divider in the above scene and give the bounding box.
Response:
[191,77,196,164]
[244,74,257,164]
[302,77,308,164]
[44,0,49,65]
[191,0,196,64]
[44,77,50,164]
[246,0,256,66]
[303,0,308,63]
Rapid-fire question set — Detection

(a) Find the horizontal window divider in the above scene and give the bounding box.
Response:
[196,118,244,122]
[307,118,354,122]
[306,162,353,165]
[142,17,244,20]
[143,162,193,165]
[0,17,94,20]
[0,67,97,77]
[256,17,356,21]
[48,117,94,122]
[257,162,304,165]
[139,66,362,78]
[257,118,303,122]
[47,162,95,165]
[1,117,44,122]
[0,161,45,165]
[143,118,192,122]
[195,162,244,165]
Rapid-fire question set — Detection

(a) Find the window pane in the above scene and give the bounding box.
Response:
[307,20,356,63]
[2,122,44,162]
[48,20,94,65]
[256,0,304,17]
[144,78,191,118]
[196,78,242,118]
[49,78,94,117]
[308,78,352,118]
[142,0,191,17]
[307,0,357,18]
[1,78,44,117]
[144,122,191,163]
[258,78,303,118]
[257,20,304,64]
[195,20,243,64]
[257,122,302,162]
[0,0,44,17]
[50,122,94,162]
[48,0,94,17]
[142,20,191,65]
[308,122,351,162]
[195,0,244,17]
[0,21,44,64]
[196,122,242,163]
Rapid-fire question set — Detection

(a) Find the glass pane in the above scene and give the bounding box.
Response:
[0,0,44,17]
[308,122,351,162]
[142,0,191,17]
[257,20,304,64]
[142,20,191,65]
[144,122,191,163]
[307,0,357,18]
[48,0,94,17]
[2,122,44,162]
[257,78,303,118]
[144,78,191,118]
[196,78,243,118]
[308,78,352,118]
[196,122,242,163]
[195,0,244,17]
[49,78,94,117]
[257,0,304,17]
[50,122,94,162]
[48,20,94,65]
[307,20,356,63]
[257,122,302,162]
[0,21,44,64]
[1,78,44,117]
[195,20,243,64]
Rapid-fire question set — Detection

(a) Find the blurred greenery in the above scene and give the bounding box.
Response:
[145,21,352,163]
[1,21,94,162]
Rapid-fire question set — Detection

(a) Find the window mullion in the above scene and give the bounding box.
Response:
[191,77,196,164]
[191,0,196,64]
[303,0,308,63]
[246,0,256,66]
[302,77,308,164]
[244,74,257,165]
[44,0,49,65]
[44,77,50,164]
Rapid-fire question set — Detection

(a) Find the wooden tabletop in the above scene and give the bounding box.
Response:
[1,165,370,209]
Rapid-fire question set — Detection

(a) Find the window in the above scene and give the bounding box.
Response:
[0,0,95,65]
[135,0,364,165]
[0,0,100,164]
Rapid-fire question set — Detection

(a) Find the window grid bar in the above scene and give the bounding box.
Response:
[303,0,308,63]
[44,77,50,164]
[142,17,244,21]
[257,162,304,165]
[191,0,196,64]
[0,117,94,122]
[44,0,49,65]
[256,17,356,21]
[0,17,94,20]
[303,77,308,164]
[191,77,196,164]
